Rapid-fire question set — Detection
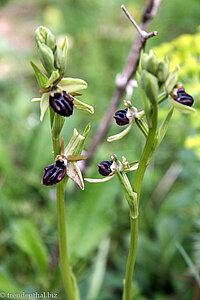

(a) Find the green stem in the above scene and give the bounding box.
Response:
[51,115,77,300]
[56,180,75,300]
[123,105,158,300]
[134,106,158,204]
[123,217,138,300]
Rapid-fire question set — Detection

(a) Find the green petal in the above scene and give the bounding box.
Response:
[84,175,115,183]
[107,121,134,142]
[31,97,41,102]
[73,97,94,114]
[40,93,49,121]
[169,98,196,114]
[66,162,84,190]
[59,77,87,93]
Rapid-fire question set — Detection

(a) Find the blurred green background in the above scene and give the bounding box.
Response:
[0,0,200,299]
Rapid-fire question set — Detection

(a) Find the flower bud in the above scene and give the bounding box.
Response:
[141,70,159,106]
[157,61,169,83]
[42,160,66,185]
[174,88,194,107]
[98,161,113,176]
[49,91,74,117]
[37,41,54,75]
[113,108,129,126]
[145,50,158,76]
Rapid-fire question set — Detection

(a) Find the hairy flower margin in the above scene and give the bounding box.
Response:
[85,154,139,183]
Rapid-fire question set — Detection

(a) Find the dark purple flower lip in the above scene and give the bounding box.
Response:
[49,91,74,116]
[42,160,66,186]
[174,88,194,107]
[98,160,113,176]
[113,108,129,126]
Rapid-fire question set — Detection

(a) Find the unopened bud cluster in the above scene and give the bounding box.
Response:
[35,26,67,76]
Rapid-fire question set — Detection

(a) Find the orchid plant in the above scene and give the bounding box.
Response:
[85,49,196,300]
[31,26,94,300]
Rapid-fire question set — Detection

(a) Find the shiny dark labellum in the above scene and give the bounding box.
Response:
[174,88,194,107]
[113,108,129,126]
[42,160,66,185]
[98,160,113,176]
[49,91,74,116]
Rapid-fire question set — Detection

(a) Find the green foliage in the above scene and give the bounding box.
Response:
[0,0,200,299]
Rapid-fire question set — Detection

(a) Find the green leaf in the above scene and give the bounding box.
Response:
[0,268,21,293]
[40,92,49,121]
[115,170,138,217]
[165,64,180,93]
[11,219,48,276]
[73,97,94,114]
[107,120,134,142]
[176,242,200,285]
[169,98,196,114]
[64,128,85,155]
[30,61,48,89]
[59,77,87,93]
[157,106,174,147]
[67,162,84,190]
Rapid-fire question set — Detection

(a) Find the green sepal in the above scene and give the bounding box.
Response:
[40,93,49,121]
[165,64,180,93]
[74,123,91,155]
[64,129,85,155]
[54,45,63,70]
[66,162,84,190]
[141,70,159,106]
[30,61,48,89]
[169,98,196,114]
[84,175,115,183]
[37,41,54,75]
[59,77,87,93]
[60,37,68,74]
[136,72,152,128]
[107,120,134,142]
[73,97,94,114]
[157,106,174,147]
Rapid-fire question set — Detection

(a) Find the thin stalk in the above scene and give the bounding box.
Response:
[56,180,75,300]
[123,217,138,300]
[51,115,77,300]
[134,106,158,204]
[123,105,158,300]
